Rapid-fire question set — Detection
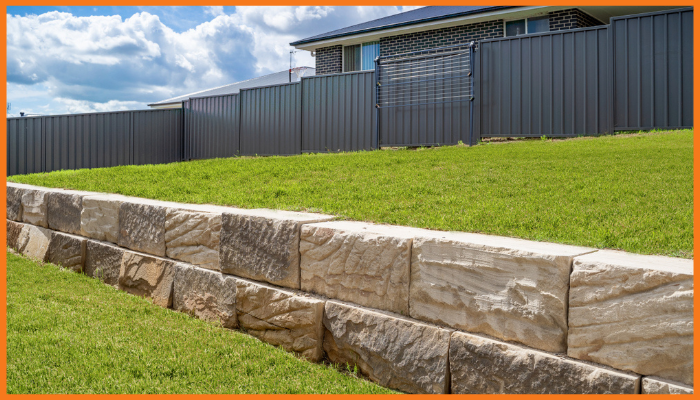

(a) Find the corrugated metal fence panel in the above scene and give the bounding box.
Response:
[301,71,375,152]
[612,8,693,130]
[186,94,240,160]
[7,117,43,176]
[240,83,301,156]
[478,26,610,138]
[132,109,183,165]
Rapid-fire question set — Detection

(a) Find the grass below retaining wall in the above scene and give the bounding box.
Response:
[9,130,693,258]
[5,252,397,394]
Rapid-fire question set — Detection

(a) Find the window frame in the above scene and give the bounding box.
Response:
[503,16,550,37]
[342,42,379,73]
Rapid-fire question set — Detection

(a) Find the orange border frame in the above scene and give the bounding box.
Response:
[0,1,697,397]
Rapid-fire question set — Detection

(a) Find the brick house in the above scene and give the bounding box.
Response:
[290,6,681,75]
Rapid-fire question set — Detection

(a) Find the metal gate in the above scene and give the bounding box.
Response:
[375,42,476,147]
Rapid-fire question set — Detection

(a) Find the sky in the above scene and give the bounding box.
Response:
[7,6,421,116]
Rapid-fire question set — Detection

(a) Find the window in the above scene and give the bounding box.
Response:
[343,41,380,72]
[505,16,549,37]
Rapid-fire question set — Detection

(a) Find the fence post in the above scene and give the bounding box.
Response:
[374,56,380,150]
[469,42,476,146]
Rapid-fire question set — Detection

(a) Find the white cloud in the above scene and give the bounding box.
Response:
[204,6,224,17]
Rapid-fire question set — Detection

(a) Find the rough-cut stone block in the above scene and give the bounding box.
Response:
[236,278,325,361]
[118,201,166,257]
[323,300,450,394]
[47,192,83,234]
[173,264,237,328]
[300,221,412,314]
[85,240,124,286]
[47,231,86,272]
[220,210,333,289]
[642,377,693,394]
[409,231,594,353]
[7,184,24,221]
[166,209,221,271]
[81,195,124,243]
[568,250,694,386]
[449,331,640,394]
[7,220,24,249]
[21,188,51,227]
[16,224,52,261]
[118,251,175,307]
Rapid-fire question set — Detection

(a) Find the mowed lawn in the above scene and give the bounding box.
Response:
[9,130,693,258]
[5,252,396,394]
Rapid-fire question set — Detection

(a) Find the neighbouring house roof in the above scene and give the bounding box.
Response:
[290,6,515,46]
[148,67,315,107]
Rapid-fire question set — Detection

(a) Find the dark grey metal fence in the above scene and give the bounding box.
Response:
[477,26,611,137]
[301,71,376,152]
[611,8,693,131]
[240,83,301,156]
[8,109,182,175]
[185,94,240,160]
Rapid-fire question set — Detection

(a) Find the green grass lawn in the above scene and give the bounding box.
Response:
[9,130,693,258]
[5,252,396,394]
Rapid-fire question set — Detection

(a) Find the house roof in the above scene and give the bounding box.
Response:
[148,67,315,106]
[290,6,515,46]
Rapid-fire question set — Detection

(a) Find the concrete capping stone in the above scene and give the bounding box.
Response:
[300,221,413,314]
[47,231,87,272]
[118,250,176,308]
[568,250,693,386]
[449,330,641,394]
[172,264,238,329]
[85,239,125,286]
[219,209,334,289]
[409,229,594,353]
[118,201,167,257]
[323,300,451,394]
[235,277,326,362]
[641,376,694,394]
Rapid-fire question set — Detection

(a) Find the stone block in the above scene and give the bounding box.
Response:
[118,201,166,257]
[16,224,52,261]
[165,208,221,271]
[300,221,412,314]
[47,231,86,272]
[409,231,594,353]
[118,251,175,307]
[7,184,24,221]
[219,209,333,289]
[81,195,124,243]
[642,377,693,394]
[47,191,83,234]
[568,250,694,386]
[85,240,124,286]
[323,300,450,394]
[21,188,51,227]
[449,331,640,394]
[236,278,325,361]
[172,264,237,328]
[7,220,24,249]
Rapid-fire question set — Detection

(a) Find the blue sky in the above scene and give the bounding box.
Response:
[7,6,419,116]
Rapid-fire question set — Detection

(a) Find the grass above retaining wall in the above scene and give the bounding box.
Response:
[5,252,397,394]
[9,130,693,258]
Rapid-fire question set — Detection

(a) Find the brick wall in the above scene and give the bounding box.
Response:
[549,8,604,31]
[315,45,342,75]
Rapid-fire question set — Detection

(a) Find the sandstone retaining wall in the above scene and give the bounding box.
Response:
[5,182,693,394]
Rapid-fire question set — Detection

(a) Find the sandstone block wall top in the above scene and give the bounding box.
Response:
[642,377,694,394]
[47,192,83,234]
[118,202,166,257]
[300,221,413,314]
[118,251,175,307]
[568,250,693,386]
[7,220,24,249]
[85,240,125,286]
[47,231,87,272]
[172,264,238,329]
[21,188,51,227]
[449,331,640,394]
[236,278,325,362]
[409,230,594,353]
[220,210,333,289]
[7,185,24,221]
[81,195,125,243]
[323,300,451,394]
[165,209,221,271]
[16,223,52,261]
